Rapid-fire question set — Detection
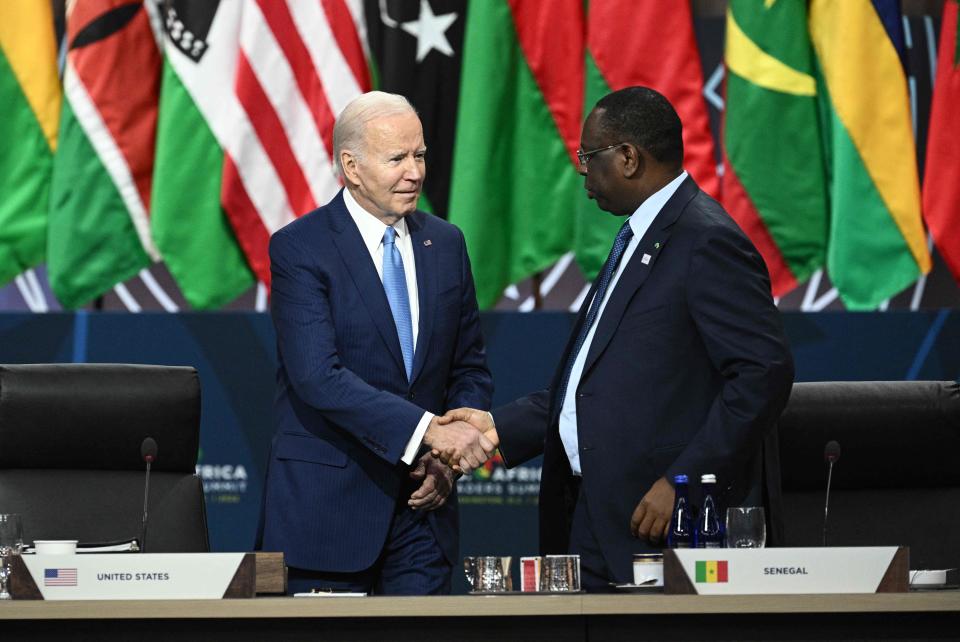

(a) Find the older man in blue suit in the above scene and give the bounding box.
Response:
[262,92,495,595]
[440,87,794,591]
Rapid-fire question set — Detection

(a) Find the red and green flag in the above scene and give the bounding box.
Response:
[722,0,827,296]
[923,0,960,284]
[809,0,931,309]
[0,1,61,287]
[47,0,162,308]
[448,0,584,308]
[576,0,719,277]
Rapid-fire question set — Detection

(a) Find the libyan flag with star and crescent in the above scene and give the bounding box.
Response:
[364,0,465,220]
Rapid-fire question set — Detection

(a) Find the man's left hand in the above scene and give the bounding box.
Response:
[408,452,455,511]
[629,476,675,544]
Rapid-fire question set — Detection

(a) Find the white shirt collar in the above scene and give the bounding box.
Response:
[626,170,688,236]
[342,187,409,254]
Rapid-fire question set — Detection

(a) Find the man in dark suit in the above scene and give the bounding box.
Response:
[440,87,794,590]
[262,91,495,595]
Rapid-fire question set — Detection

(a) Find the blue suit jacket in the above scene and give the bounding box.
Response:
[261,191,492,572]
[494,177,794,583]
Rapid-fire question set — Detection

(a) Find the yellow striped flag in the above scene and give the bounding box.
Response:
[0,0,61,287]
[809,0,931,309]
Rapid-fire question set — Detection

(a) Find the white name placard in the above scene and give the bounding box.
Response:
[21,553,247,600]
[668,547,904,594]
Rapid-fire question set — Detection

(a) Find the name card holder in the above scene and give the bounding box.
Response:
[664,546,908,594]
[8,553,264,600]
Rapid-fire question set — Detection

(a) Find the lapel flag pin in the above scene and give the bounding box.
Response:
[641,253,652,265]
[423,239,432,246]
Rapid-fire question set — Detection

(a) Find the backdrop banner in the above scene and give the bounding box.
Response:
[1,310,956,593]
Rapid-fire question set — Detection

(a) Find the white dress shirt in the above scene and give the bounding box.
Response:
[343,188,431,465]
[558,171,689,475]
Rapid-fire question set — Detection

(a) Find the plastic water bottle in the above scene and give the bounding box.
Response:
[667,474,693,548]
[696,474,723,548]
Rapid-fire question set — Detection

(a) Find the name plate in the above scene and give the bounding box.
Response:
[12,553,255,600]
[664,547,908,594]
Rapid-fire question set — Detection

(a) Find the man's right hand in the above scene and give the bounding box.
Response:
[422,416,497,474]
[630,476,674,544]
[434,408,499,470]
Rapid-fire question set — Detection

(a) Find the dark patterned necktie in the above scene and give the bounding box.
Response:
[555,219,634,405]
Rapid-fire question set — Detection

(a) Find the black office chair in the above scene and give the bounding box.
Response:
[776,380,960,570]
[0,363,209,552]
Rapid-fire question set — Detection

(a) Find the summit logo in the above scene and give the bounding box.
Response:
[196,463,248,504]
[456,453,541,505]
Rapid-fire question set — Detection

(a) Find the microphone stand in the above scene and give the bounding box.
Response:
[822,457,835,547]
[139,437,157,554]
[140,457,152,553]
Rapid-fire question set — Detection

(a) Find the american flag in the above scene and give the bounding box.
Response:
[44,568,78,587]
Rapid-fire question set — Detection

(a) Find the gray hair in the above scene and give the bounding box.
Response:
[333,91,417,178]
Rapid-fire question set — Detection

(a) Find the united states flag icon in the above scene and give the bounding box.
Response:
[44,568,77,587]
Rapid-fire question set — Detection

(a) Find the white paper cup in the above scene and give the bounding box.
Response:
[632,553,664,586]
[34,540,78,555]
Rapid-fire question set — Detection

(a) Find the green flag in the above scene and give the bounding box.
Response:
[150,2,253,309]
[722,0,828,295]
[448,0,583,308]
[810,0,930,309]
[0,1,60,287]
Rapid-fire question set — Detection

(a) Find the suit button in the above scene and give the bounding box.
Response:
[577,392,591,398]
[406,392,415,400]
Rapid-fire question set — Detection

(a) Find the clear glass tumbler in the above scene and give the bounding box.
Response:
[0,513,24,600]
[725,507,766,548]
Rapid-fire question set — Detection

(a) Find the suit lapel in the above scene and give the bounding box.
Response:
[328,191,407,378]
[408,212,436,384]
[580,176,699,378]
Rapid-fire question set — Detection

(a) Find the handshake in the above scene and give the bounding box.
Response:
[422,408,498,474]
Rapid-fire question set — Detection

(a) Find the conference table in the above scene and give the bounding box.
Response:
[3,591,959,641]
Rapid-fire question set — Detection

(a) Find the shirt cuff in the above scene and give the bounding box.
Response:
[401,411,434,465]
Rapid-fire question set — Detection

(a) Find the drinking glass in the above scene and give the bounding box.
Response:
[539,555,581,592]
[725,507,766,548]
[0,513,24,600]
[463,556,512,592]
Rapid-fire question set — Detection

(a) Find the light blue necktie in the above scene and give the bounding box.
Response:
[382,226,414,380]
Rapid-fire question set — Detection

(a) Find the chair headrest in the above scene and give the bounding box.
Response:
[0,364,200,472]
[778,381,960,489]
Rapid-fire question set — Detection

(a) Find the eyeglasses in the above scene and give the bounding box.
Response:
[576,143,624,167]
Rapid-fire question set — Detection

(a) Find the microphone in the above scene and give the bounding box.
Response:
[140,437,158,553]
[822,440,841,547]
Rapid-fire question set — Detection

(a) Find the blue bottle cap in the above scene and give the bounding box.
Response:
[674,474,688,484]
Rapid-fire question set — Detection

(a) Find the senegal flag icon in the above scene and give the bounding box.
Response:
[695,560,728,583]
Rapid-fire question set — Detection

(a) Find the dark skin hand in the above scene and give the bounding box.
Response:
[629,476,675,544]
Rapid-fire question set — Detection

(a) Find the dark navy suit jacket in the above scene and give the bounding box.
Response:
[494,177,794,583]
[262,190,492,573]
